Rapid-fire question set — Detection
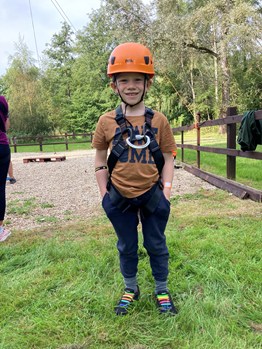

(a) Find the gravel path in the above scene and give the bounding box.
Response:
[6,150,216,231]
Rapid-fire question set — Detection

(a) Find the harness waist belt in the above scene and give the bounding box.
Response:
[108,183,163,215]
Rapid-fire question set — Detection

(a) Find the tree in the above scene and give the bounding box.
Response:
[42,22,76,132]
[3,38,51,136]
[153,0,262,124]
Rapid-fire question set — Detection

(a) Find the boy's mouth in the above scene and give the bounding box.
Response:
[125,92,139,96]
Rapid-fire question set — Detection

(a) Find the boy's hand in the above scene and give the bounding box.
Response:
[163,187,171,202]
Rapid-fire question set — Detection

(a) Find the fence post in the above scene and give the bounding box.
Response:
[196,112,201,169]
[226,106,237,180]
[65,133,68,151]
[38,136,43,152]
[12,136,17,153]
[180,121,184,163]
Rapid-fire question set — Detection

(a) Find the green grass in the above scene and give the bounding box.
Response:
[7,198,37,215]
[11,142,92,153]
[1,190,261,349]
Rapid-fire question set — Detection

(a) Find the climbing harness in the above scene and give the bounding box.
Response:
[106,105,165,215]
[107,105,165,183]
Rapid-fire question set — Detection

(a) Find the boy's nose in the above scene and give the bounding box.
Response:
[126,81,137,88]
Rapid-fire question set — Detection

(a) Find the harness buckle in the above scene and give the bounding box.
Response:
[112,141,128,157]
[126,135,150,149]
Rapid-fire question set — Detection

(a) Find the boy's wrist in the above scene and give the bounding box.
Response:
[163,181,172,189]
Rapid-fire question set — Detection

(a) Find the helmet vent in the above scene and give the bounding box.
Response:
[144,56,149,65]
[110,56,116,65]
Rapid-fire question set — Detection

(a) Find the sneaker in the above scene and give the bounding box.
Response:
[155,290,178,315]
[115,286,140,315]
[0,227,11,242]
[9,178,16,184]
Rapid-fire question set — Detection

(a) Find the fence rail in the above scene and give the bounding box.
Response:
[172,107,262,202]
[8,109,262,201]
[9,132,93,152]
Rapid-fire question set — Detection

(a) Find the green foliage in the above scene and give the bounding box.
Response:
[1,0,261,136]
[3,39,51,136]
[42,22,76,132]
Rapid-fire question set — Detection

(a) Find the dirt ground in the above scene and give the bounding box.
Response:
[5,149,217,231]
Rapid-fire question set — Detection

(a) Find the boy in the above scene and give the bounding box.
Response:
[92,42,177,315]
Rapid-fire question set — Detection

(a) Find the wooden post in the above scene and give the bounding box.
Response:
[181,130,184,163]
[65,133,68,151]
[196,112,201,169]
[226,106,237,180]
[12,136,17,153]
[38,136,43,152]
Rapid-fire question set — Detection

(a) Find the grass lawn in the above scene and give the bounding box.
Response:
[0,189,261,349]
[10,142,92,153]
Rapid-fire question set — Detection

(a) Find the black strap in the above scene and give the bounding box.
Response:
[107,106,129,180]
[115,105,128,135]
[143,108,165,176]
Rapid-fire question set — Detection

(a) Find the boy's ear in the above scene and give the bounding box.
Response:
[146,79,153,90]
[110,81,118,94]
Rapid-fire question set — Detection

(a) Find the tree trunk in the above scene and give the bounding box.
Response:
[219,21,230,133]
[213,28,219,119]
[190,58,197,122]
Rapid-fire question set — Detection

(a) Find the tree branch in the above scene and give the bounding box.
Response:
[184,42,219,58]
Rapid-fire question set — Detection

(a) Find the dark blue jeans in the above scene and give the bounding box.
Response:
[102,189,170,282]
[0,144,10,221]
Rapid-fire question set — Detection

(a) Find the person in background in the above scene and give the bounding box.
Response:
[7,161,16,184]
[0,96,11,241]
[172,150,177,165]
[5,117,16,184]
[93,43,177,315]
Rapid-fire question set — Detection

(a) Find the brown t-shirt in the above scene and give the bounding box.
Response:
[92,109,176,198]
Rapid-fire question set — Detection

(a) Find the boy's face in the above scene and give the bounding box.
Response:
[111,72,152,106]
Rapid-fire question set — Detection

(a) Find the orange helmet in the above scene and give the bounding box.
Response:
[107,42,154,78]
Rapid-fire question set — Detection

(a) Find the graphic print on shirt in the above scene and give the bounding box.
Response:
[113,125,158,165]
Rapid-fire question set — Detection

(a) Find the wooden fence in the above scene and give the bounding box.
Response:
[9,132,93,152]
[172,107,262,202]
[9,108,262,202]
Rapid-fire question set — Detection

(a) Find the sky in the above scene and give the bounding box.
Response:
[0,0,106,75]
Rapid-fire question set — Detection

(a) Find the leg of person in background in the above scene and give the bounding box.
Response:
[8,160,16,184]
[0,145,11,241]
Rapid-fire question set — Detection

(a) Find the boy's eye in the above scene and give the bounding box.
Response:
[118,78,143,84]
[118,79,128,84]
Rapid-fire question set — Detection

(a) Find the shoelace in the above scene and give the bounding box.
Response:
[118,291,135,308]
[156,293,172,309]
